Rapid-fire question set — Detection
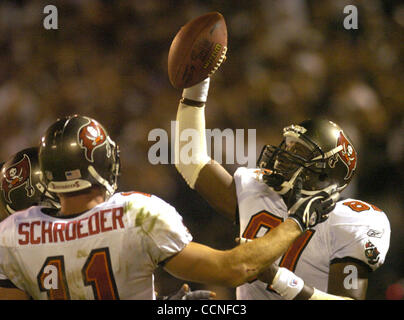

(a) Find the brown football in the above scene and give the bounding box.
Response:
[168,12,228,89]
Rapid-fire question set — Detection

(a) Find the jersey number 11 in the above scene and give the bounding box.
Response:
[37,247,119,300]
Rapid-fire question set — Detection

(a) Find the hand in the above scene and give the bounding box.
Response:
[287,177,339,231]
[166,284,216,300]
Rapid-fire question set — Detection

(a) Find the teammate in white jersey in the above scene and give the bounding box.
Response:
[0,114,329,300]
[0,146,213,300]
[173,77,391,300]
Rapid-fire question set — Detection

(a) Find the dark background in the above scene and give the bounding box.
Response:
[0,0,402,299]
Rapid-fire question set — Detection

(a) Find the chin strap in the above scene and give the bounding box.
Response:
[88,165,116,198]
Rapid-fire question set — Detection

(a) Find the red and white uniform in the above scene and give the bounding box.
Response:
[0,192,192,300]
[234,167,391,300]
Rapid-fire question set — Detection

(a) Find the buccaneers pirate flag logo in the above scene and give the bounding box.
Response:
[1,154,35,204]
[337,131,357,180]
[78,119,107,162]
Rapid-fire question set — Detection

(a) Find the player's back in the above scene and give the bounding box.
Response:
[0,191,192,300]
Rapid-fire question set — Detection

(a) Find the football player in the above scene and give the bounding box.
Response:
[0,146,213,300]
[173,77,391,300]
[0,114,333,299]
[0,147,60,222]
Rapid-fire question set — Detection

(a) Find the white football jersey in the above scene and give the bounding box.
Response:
[0,191,192,300]
[234,167,391,300]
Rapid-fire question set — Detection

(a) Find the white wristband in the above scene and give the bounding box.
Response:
[182,77,210,102]
[271,267,304,300]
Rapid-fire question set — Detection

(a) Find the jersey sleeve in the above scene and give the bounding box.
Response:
[122,193,193,265]
[0,216,20,288]
[0,271,18,288]
[0,252,10,285]
[234,167,262,200]
[329,199,391,271]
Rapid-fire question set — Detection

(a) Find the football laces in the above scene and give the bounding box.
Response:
[208,46,227,77]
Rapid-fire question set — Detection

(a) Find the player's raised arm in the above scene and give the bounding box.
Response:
[175,79,237,221]
[169,13,237,221]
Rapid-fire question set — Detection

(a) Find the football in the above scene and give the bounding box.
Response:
[168,12,228,89]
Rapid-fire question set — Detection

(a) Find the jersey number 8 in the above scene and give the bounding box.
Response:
[242,211,314,272]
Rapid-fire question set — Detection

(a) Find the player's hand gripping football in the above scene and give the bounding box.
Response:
[287,177,339,231]
[165,284,216,300]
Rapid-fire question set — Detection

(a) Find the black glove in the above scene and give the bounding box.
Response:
[287,177,339,231]
[163,284,215,300]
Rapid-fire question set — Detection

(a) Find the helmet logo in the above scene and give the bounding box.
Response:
[78,119,107,162]
[337,131,357,180]
[1,154,34,204]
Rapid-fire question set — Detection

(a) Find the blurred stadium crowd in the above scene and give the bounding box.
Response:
[0,0,402,299]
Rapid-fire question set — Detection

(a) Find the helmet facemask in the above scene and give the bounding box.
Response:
[258,140,325,195]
